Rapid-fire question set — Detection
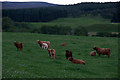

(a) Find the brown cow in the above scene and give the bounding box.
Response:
[47,49,55,60]
[90,51,96,56]
[37,40,50,48]
[14,41,23,51]
[61,42,66,46]
[68,57,85,65]
[65,50,72,59]
[93,46,111,58]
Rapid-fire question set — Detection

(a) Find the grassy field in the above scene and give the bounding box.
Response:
[2,32,118,78]
[27,16,119,33]
[30,16,110,28]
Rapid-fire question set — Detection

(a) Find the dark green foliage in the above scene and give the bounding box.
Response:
[2,2,119,22]
[2,17,14,32]
[96,32,111,37]
[40,25,72,35]
[96,32,119,37]
[74,27,88,36]
[33,25,88,36]
[14,22,31,32]
[118,33,120,38]
[111,12,120,23]
[2,17,118,37]
[3,7,68,22]
[86,23,118,32]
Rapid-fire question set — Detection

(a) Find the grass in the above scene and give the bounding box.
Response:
[26,16,119,33]
[29,16,110,28]
[2,32,118,78]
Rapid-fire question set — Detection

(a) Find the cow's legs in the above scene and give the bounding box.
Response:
[20,48,22,51]
[17,48,19,51]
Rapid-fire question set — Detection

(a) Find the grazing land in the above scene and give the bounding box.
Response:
[2,32,118,78]
[28,16,119,32]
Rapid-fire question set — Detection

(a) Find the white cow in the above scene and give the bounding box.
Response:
[42,43,48,49]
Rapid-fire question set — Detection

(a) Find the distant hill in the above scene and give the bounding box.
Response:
[2,2,119,22]
[2,2,58,9]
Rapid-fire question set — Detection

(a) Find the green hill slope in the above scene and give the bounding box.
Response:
[28,16,119,33]
[30,16,111,28]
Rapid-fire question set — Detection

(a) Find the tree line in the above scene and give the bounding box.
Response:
[2,2,120,22]
[2,17,88,36]
[3,17,119,37]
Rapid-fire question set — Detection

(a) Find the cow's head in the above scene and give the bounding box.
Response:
[68,57,73,61]
[93,46,97,50]
[47,49,51,52]
[37,40,40,43]
[14,41,18,46]
[66,50,69,53]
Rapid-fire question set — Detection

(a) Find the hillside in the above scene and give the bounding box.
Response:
[2,2,119,22]
[2,32,118,78]
[2,2,58,9]
[28,16,119,32]
[30,16,110,27]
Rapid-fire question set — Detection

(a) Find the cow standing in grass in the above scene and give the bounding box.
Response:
[65,50,72,59]
[93,46,111,58]
[47,49,56,60]
[14,41,23,51]
[37,40,50,49]
[42,43,48,49]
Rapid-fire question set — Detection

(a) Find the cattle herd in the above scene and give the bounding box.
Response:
[14,40,111,65]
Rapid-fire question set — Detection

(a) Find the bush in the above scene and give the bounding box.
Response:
[96,32,119,37]
[40,25,72,35]
[74,27,88,36]
[2,17,15,32]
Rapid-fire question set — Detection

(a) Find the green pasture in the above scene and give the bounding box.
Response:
[2,32,118,78]
[26,16,118,32]
[29,16,110,28]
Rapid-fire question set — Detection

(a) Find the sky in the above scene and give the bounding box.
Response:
[1,0,119,5]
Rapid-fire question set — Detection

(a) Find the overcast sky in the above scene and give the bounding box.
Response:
[1,0,119,5]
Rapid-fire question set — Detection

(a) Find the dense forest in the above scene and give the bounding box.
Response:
[2,2,120,22]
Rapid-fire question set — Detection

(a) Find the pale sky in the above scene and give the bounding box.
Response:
[1,0,119,5]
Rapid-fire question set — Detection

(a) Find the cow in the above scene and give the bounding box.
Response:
[68,57,85,65]
[47,49,55,60]
[93,46,111,58]
[37,40,50,48]
[65,50,72,59]
[90,51,96,56]
[61,42,66,46]
[42,43,48,49]
[14,41,23,51]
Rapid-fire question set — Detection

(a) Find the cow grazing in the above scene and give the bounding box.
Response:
[68,57,85,65]
[65,50,72,59]
[90,51,96,56]
[93,46,111,58]
[61,42,66,46]
[42,43,48,49]
[47,49,55,60]
[37,40,50,48]
[14,41,23,51]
